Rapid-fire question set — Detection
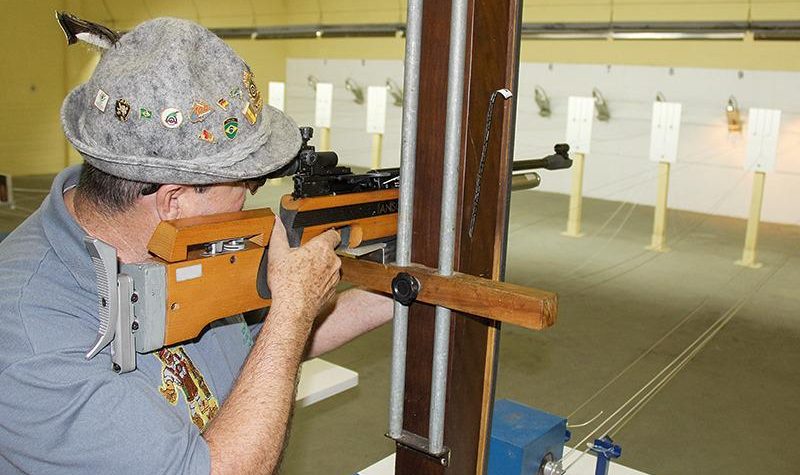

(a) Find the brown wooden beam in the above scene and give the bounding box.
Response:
[396,0,523,473]
[340,257,556,330]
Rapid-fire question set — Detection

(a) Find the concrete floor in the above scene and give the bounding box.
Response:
[3,175,798,474]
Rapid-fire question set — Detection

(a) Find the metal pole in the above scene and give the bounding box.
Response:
[388,0,423,439]
[735,170,767,269]
[429,0,469,454]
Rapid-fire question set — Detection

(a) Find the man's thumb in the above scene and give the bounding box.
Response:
[269,215,290,256]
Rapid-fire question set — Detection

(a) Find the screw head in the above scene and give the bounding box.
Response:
[131,293,139,303]
[131,321,139,331]
[113,363,121,373]
[229,255,236,264]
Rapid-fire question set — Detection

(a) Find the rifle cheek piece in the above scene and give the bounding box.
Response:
[392,272,421,306]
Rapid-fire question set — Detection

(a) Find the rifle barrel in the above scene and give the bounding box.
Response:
[512,158,549,171]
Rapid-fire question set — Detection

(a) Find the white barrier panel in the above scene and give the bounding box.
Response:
[649,101,682,164]
[565,96,594,154]
[287,60,800,224]
[366,86,388,135]
[268,81,285,111]
[745,108,781,173]
[315,82,334,128]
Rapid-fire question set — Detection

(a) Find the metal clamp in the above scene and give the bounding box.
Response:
[386,430,451,467]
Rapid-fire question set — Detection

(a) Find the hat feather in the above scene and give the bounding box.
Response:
[56,11,120,51]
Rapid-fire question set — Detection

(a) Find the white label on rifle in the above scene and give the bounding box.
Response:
[268,81,285,111]
[366,86,388,134]
[175,264,202,282]
[649,101,682,163]
[565,96,594,154]
[315,83,334,128]
[745,108,781,173]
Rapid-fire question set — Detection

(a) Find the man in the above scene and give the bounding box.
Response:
[0,16,393,474]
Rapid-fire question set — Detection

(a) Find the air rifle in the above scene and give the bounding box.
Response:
[275,126,572,260]
[84,127,571,373]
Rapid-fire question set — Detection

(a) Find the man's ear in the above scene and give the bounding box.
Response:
[154,184,187,221]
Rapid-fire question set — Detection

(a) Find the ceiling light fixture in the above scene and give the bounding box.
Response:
[534,85,551,117]
[726,95,743,132]
[345,77,365,105]
[386,78,404,107]
[592,88,610,121]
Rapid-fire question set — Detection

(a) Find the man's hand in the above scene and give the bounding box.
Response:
[203,217,342,475]
[267,217,342,330]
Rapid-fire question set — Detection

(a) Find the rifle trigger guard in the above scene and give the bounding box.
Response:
[391,272,421,306]
[337,226,352,250]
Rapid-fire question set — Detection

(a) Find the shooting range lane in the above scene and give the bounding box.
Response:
[5,4,800,475]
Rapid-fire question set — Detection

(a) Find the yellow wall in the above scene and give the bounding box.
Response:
[1,0,798,176]
[1,0,68,175]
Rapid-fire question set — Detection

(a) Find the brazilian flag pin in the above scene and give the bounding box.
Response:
[224,117,239,140]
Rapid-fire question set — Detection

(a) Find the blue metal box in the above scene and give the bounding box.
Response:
[488,399,568,475]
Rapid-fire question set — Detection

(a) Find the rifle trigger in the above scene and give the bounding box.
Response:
[337,226,352,251]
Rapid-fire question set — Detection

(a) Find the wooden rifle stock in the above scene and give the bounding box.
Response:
[147,209,275,346]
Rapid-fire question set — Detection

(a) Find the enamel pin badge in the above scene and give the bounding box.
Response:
[161,108,183,128]
[242,70,263,125]
[199,129,215,143]
[94,89,110,112]
[190,101,213,123]
[114,99,131,121]
[223,117,239,139]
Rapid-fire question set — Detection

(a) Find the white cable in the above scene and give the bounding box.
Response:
[559,259,787,472]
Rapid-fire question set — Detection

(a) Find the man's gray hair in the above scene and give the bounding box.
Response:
[75,163,207,215]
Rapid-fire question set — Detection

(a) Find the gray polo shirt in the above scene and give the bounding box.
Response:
[0,166,256,474]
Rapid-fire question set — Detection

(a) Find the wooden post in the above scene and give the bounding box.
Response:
[735,171,766,269]
[319,126,331,151]
[562,152,585,237]
[395,0,523,473]
[646,161,671,252]
[371,133,384,169]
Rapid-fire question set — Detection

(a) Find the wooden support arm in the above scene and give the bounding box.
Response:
[339,256,557,330]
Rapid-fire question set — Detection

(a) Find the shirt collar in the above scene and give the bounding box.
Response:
[41,165,97,294]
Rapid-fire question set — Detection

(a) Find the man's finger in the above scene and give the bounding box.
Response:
[310,228,342,250]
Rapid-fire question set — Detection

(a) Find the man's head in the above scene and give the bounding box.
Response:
[61,16,300,219]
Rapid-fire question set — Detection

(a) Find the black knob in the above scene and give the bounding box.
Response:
[391,272,421,306]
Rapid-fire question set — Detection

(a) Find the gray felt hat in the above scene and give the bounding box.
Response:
[61,17,301,185]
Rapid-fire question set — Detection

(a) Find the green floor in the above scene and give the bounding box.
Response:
[3,175,798,474]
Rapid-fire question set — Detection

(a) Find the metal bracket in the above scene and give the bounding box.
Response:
[85,237,168,373]
[338,242,389,264]
[112,275,136,373]
[386,430,451,467]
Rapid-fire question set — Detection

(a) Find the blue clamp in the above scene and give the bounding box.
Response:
[590,436,622,475]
